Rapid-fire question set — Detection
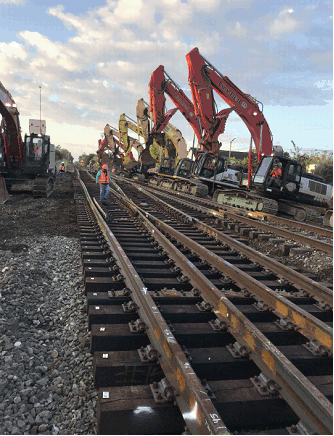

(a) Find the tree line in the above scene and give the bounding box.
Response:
[55,145,74,163]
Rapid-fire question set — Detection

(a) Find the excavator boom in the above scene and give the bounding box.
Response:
[149,66,202,142]
[0,82,23,168]
[137,98,187,160]
[186,47,273,160]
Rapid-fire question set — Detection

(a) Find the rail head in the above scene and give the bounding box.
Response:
[108,178,333,435]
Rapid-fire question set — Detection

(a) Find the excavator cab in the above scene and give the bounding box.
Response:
[24,134,51,171]
[174,158,194,178]
[194,152,226,180]
[158,157,176,176]
[253,156,302,197]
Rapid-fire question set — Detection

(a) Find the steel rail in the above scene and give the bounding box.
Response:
[121,175,333,247]
[119,181,333,352]
[248,211,333,239]
[78,176,229,435]
[157,178,333,239]
[135,184,333,307]
[144,182,333,253]
[110,184,333,435]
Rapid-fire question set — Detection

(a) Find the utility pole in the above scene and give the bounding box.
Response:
[39,86,42,135]
[228,138,236,165]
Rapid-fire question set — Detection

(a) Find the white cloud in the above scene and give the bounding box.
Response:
[227,21,247,38]
[0,41,28,60]
[0,0,25,4]
[113,0,145,23]
[0,0,332,157]
[269,8,303,38]
[188,0,220,12]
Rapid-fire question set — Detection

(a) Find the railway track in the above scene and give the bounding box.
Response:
[115,176,332,255]
[75,171,333,435]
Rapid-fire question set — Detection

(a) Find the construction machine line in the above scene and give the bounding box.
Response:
[0,82,56,199]
[145,48,332,221]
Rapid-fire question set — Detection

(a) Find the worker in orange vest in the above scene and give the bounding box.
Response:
[59,162,65,181]
[268,161,282,187]
[96,164,111,201]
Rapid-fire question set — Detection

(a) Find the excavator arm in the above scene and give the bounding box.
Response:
[149,66,202,144]
[137,98,187,160]
[0,82,23,169]
[118,114,148,168]
[186,47,273,161]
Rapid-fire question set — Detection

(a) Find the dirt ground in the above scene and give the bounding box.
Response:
[0,173,78,247]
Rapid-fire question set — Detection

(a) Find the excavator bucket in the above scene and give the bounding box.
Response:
[0,177,9,204]
[123,160,138,170]
[140,149,157,166]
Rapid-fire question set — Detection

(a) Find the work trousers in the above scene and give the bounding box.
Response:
[99,183,110,200]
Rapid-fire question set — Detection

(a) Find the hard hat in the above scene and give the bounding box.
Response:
[102,164,108,169]
[62,162,64,165]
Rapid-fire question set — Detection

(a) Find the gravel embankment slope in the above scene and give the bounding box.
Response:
[0,173,97,435]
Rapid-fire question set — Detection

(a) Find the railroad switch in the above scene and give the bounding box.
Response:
[227,341,251,358]
[250,373,281,397]
[150,378,177,403]
[138,345,160,363]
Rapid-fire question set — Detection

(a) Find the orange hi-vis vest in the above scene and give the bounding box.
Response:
[59,165,65,172]
[271,168,282,178]
[98,170,109,184]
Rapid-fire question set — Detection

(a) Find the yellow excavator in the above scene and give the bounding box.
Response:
[136,98,187,163]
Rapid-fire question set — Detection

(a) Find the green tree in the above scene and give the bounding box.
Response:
[55,145,63,161]
[83,153,96,166]
[314,161,333,184]
[290,141,313,171]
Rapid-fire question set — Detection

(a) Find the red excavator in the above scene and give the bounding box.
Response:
[146,48,331,220]
[0,82,56,199]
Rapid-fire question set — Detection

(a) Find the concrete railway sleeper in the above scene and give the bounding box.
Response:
[76,171,332,435]
[122,181,332,308]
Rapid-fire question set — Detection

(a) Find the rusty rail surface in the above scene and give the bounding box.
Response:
[120,184,333,352]
[119,175,332,249]
[133,183,333,308]
[142,182,333,254]
[79,176,229,435]
[107,181,333,435]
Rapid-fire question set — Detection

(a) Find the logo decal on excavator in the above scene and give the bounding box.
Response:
[218,81,248,109]
[173,93,194,117]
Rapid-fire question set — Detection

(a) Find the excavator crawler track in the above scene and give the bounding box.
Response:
[33,176,54,198]
[213,189,279,215]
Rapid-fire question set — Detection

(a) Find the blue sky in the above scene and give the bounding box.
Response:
[0,0,332,159]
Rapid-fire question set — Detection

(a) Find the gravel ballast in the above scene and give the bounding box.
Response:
[0,174,97,435]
